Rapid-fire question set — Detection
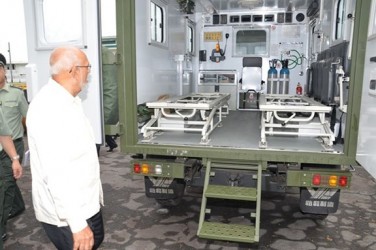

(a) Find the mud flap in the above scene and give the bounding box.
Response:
[144,177,185,199]
[300,187,340,214]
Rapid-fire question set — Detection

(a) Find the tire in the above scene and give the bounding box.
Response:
[145,178,186,207]
[156,197,183,207]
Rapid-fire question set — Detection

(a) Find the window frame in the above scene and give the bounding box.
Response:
[232,27,270,57]
[185,18,195,56]
[33,0,87,50]
[368,0,376,39]
[148,0,168,48]
[309,21,319,58]
[334,0,346,40]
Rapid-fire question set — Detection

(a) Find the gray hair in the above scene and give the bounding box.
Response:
[49,47,81,76]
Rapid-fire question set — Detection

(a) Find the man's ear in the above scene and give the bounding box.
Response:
[69,66,78,78]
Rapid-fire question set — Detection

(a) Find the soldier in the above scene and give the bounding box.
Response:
[0,102,23,249]
[102,46,119,152]
[0,53,28,241]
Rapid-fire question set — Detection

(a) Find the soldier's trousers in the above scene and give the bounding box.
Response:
[0,155,5,250]
[0,138,25,233]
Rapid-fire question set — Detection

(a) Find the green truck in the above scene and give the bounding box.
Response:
[114,0,376,243]
[22,0,376,244]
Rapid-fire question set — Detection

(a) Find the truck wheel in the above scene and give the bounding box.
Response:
[155,197,183,207]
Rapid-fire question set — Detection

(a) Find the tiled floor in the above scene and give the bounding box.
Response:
[4,145,376,250]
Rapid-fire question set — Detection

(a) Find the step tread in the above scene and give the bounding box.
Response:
[199,221,256,243]
[205,184,257,201]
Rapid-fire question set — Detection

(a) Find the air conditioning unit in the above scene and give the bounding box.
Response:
[238,0,262,8]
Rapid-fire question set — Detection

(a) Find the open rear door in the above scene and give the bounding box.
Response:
[23,0,103,144]
[357,0,376,179]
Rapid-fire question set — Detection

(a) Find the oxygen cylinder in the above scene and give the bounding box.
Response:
[267,60,278,94]
[279,59,289,94]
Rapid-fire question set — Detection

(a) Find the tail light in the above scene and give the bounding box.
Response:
[133,162,163,175]
[133,163,141,173]
[339,176,348,187]
[328,176,338,187]
[141,164,149,174]
[155,164,162,174]
[312,174,321,185]
[311,174,349,187]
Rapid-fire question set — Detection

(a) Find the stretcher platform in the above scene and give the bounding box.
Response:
[141,93,230,144]
[258,94,335,150]
[140,93,338,153]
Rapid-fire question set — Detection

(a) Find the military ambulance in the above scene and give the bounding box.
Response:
[23,0,376,243]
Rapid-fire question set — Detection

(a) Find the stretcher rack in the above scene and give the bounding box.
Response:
[258,94,335,150]
[141,93,230,144]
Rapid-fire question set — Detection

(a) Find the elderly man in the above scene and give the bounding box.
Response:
[27,47,104,250]
[0,53,28,241]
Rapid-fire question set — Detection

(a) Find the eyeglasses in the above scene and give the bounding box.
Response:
[69,64,91,73]
[76,64,91,71]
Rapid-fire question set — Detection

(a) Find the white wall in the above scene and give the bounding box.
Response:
[101,0,116,37]
[23,0,104,144]
[197,22,308,95]
[1,0,116,84]
[0,0,117,64]
[318,0,333,51]
[316,0,356,50]
[0,0,28,63]
[136,0,186,104]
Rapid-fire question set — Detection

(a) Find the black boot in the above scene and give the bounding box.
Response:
[105,135,118,152]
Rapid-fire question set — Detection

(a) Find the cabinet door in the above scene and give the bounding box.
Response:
[23,0,103,144]
[357,0,376,179]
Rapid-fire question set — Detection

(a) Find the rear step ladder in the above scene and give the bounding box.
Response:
[197,159,264,243]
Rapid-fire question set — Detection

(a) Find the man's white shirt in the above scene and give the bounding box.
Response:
[27,78,103,233]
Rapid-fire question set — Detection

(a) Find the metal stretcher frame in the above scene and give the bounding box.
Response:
[141,93,230,144]
[258,94,335,149]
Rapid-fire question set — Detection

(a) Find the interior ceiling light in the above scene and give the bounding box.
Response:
[238,0,262,8]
